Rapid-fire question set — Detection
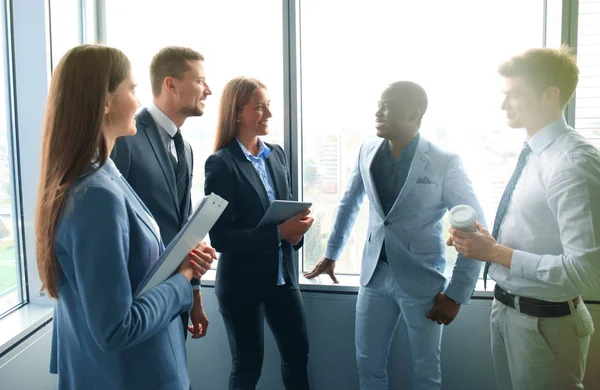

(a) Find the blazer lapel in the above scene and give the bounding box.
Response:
[363,139,386,218]
[389,136,429,212]
[101,162,162,245]
[228,142,271,212]
[138,109,180,216]
[119,176,162,245]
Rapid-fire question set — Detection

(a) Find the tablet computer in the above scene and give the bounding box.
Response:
[258,200,312,226]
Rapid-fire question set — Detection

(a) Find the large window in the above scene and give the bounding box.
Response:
[0,3,23,316]
[49,0,81,70]
[44,1,597,288]
[104,0,284,268]
[299,0,549,280]
[576,0,600,148]
[105,0,284,204]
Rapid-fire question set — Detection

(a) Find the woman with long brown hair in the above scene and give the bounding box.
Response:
[36,44,212,390]
[204,76,314,389]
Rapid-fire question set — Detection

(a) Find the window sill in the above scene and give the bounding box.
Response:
[201,268,496,298]
[299,274,496,298]
[0,303,53,357]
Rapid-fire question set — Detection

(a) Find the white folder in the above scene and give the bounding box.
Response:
[136,193,228,296]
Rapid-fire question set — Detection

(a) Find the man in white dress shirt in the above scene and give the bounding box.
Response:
[449,46,600,390]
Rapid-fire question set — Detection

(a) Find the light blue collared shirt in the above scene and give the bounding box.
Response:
[491,116,600,301]
[236,138,285,285]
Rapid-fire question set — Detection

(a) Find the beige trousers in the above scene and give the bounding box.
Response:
[490,297,594,390]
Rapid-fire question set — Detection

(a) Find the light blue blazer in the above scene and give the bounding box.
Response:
[325,136,487,303]
[49,159,192,390]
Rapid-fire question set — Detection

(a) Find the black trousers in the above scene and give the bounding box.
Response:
[219,285,310,390]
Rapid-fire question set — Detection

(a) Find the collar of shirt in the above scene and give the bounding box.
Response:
[235,137,271,161]
[89,155,120,180]
[89,149,119,179]
[103,158,122,179]
[528,116,568,157]
[381,132,420,163]
[147,103,178,139]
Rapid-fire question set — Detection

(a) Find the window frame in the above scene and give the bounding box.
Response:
[290,0,573,295]
[0,0,84,356]
[0,0,24,320]
[3,0,600,357]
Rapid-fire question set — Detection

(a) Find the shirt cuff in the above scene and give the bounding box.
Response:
[192,284,202,291]
[510,249,539,280]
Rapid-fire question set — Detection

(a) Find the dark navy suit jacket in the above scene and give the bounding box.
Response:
[112,108,199,291]
[112,108,194,246]
[204,140,302,304]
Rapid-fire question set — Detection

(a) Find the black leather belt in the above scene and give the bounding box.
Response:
[494,285,579,318]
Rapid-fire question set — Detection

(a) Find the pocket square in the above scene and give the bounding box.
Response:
[416,176,433,184]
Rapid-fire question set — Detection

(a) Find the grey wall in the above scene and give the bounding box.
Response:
[1,290,599,390]
[187,290,600,390]
[0,322,55,390]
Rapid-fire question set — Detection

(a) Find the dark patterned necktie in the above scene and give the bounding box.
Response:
[172,129,189,208]
[483,142,532,289]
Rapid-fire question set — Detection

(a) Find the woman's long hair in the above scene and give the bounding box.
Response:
[36,44,130,298]
[213,76,266,152]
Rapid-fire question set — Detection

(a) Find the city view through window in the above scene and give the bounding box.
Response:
[2,1,598,308]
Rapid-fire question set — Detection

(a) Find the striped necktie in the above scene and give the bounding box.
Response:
[483,142,532,289]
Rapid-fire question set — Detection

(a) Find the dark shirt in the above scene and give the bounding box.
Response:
[370,133,420,262]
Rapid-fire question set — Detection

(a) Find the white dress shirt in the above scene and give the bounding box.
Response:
[147,103,179,162]
[490,116,600,301]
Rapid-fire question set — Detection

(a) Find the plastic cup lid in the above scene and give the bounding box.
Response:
[449,205,477,228]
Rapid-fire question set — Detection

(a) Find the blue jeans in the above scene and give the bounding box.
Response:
[355,262,443,390]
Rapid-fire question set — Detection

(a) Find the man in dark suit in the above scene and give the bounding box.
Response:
[112,46,214,340]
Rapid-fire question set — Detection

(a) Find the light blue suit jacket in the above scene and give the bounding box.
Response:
[49,159,192,390]
[325,136,486,303]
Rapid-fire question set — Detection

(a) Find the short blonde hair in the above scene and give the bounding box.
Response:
[498,45,579,108]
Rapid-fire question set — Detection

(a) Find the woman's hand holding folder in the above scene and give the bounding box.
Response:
[177,242,216,281]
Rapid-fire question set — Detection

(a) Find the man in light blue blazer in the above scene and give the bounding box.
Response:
[305,81,486,390]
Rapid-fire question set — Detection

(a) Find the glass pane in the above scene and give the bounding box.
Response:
[104,0,284,268]
[575,0,600,132]
[0,5,22,315]
[300,0,545,280]
[50,0,81,70]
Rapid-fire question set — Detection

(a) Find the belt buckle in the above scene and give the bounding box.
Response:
[496,285,510,299]
[495,285,515,310]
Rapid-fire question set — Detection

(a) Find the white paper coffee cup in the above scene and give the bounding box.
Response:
[448,205,477,232]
